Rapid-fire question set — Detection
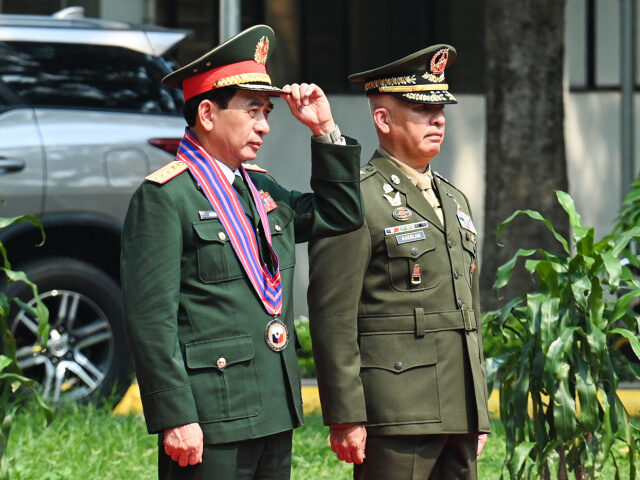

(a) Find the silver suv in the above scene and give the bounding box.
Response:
[0,8,188,403]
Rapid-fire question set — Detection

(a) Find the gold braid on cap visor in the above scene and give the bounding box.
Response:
[378,84,449,93]
[365,75,416,92]
[214,72,272,88]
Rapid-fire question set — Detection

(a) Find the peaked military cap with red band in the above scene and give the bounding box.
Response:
[162,24,285,101]
[348,44,457,105]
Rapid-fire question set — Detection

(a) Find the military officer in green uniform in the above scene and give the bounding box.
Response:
[121,25,363,480]
[308,45,490,479]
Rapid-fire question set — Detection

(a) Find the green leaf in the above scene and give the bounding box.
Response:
[539,297,559,353]
[610,289,640,326]
[507,441,535,478]
[610,328,640,361]
[611,226,640,257]
[0,357,12,373]
[601,251,622,289]
[553,380,577,442]
[493,248,538,295]
[556,190,582,228]
[497,208,570,254]
[575,357,598,431]
[0,215,45,247]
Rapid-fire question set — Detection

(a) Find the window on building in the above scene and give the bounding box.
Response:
[566,0,639,89]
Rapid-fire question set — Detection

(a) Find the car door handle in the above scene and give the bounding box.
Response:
[0,158,26,174]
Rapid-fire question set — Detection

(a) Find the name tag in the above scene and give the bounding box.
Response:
[396,230,426,244]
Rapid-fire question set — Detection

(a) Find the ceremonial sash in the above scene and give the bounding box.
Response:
[177,129,282,316]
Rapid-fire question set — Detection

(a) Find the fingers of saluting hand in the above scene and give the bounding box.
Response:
[281,83,321,107]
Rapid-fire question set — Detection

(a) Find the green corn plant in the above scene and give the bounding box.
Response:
[0,215,52,479]
[613,176,640,253]
[483,191,640,480]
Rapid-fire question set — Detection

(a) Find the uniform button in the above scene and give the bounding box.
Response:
[457,298,463,308]
[454,269,460,279]
[366,166,374,172]
[410,247,419,256]
[394,361,403,371]
[216,357,227,369]
[447,239,454,248]
[218,232,226,240]
[275,224,282,232]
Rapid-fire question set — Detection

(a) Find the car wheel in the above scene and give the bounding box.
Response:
[4,257,132,404]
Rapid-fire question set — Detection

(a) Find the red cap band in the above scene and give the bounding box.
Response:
[182,60,269,101]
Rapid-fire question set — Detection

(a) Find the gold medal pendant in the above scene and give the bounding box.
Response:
[265,318,289,351]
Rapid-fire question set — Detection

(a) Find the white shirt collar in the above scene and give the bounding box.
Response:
[214,158,241,184]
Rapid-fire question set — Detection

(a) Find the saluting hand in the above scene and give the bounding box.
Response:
[281,83,336,137]
[330,423,367,464]
[164,422,204,467]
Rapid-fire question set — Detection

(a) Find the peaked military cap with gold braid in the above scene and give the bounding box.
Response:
[349,44,457,105]
[162,25,285,101]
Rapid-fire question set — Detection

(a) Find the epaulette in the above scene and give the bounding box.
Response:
[244,163,269,173]
[145,160,188,184]
[359,164,377,181]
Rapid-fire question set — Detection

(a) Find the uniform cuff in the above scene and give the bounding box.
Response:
[140,384,199,434]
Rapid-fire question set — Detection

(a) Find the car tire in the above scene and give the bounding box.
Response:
[4,257,132,404]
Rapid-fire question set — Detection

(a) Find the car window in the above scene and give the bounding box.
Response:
[0,41,184,115]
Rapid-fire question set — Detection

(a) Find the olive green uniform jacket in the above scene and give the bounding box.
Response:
[308,153,490,436]
[121,137,362,445]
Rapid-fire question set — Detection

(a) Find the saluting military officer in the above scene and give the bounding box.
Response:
[308,45,490,479]
[121,25,363,480]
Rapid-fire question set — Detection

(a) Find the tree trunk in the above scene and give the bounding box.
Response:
[481,0,570,310]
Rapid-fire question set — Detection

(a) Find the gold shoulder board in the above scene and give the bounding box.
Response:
[145,161,189,184]
[244,163,269,173]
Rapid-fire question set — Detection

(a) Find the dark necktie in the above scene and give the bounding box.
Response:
[232,175,273,270]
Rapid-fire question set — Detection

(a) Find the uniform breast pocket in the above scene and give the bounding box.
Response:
[193,221,244,284]
[267,204,295,270]
[359,332,440,425]
[384,228,440,291]
[185,334,262,422]
[459,228,477,288]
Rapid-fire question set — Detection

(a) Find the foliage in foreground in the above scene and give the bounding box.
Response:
[0,215,52,479]
[483,191,640,479]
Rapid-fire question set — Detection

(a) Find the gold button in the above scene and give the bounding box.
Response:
[216,357,227,369]
[275,225,282,232]
[218,232,226,240]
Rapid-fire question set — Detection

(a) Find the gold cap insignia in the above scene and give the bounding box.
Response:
[430,48,449,75]
[255,36,269,64]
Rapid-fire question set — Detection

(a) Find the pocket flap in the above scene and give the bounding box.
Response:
[268,203,294,236]
[185,334,254,370]
[193,221,227,243]
[360,333,436,373]
[385,229,435,259]
[460,229,477,256]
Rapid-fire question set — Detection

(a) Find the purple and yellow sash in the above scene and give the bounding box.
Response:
[177,129,282,315]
